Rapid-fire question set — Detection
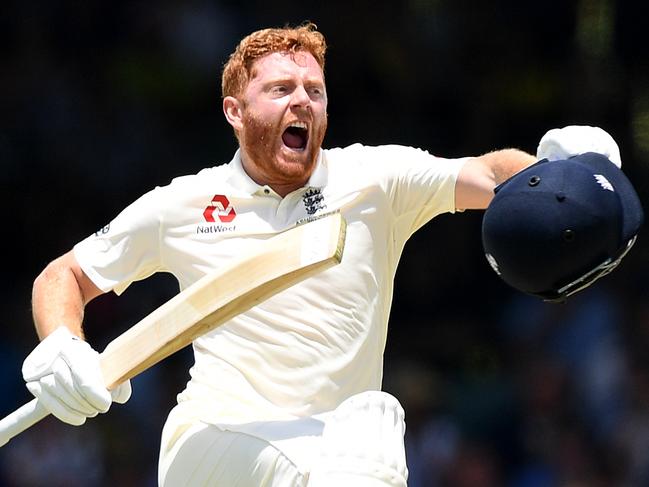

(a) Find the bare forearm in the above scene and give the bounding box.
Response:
[480,148,537,185]
[32,258,87,340]
[455,148,536,210]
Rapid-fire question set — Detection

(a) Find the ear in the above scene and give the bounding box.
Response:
[223,96,244,131]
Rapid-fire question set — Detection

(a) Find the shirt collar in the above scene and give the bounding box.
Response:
[225,149,263,195]
[306,150,327,189]
[225,149,328,196]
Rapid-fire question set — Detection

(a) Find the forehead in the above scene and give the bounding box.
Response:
[249,51,324,82]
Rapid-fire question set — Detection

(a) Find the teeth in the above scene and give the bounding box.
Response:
[289,121,308,130]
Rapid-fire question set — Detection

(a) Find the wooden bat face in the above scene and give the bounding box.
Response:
[0,212,346,447]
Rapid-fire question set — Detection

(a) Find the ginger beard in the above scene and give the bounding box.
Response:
[239,107,327,189]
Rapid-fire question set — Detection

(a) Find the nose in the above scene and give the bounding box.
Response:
[290,84,311,109]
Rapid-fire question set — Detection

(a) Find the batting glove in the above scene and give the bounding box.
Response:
[537,125,621,168]
[22,326,132,426]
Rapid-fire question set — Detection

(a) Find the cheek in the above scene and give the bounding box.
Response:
[314,109,328,135]
[243,96,283,121]
[313,102,328,124]
[257,98,288,119]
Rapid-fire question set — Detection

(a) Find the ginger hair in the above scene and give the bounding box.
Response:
[222,22,327,99]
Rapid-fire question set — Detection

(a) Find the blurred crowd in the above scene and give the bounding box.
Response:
[2,1,649,486]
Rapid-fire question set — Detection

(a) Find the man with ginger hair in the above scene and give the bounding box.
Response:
[23,22,620,486]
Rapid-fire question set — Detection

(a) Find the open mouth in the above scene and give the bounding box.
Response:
[282,122,309,151]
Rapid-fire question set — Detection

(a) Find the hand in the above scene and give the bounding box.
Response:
[536,125,621,168]
[22,326,132,425]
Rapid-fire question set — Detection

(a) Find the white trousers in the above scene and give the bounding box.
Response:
[158,391,408,487]
[160,423,308,487]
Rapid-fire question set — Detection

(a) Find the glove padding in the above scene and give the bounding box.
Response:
[22,326,132,425]
[537,125,621,168]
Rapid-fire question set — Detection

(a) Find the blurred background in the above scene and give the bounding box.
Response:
[2,0,649,485]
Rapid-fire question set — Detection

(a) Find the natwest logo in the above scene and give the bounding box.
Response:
[203,194,236,223]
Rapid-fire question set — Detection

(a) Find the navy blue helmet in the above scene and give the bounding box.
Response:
[482,153,643,302]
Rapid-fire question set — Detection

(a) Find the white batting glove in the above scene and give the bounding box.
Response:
[22,326,132,426]
[536,125,621,168]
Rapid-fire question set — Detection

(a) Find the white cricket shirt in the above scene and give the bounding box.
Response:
[75,143,467,426]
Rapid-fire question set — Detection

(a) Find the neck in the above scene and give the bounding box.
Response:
[240,153,309,198]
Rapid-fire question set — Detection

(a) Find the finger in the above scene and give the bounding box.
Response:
[52,358,111,414]
[59,344,112,412]
[41,367,98,416]
[110,380,132,404]
[26,381,87,426]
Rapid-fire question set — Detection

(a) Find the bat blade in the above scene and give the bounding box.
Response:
[0,212,346,447]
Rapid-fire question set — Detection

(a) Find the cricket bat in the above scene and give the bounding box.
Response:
[0,212,347,447]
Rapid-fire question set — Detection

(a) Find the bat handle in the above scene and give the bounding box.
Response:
[0,399,49,447]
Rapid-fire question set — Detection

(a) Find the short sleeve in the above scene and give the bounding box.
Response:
[73,188,163,295]
[356,144,469,235]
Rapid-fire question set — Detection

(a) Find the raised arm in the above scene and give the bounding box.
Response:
[454,148,537,211]
[455,125,624,211]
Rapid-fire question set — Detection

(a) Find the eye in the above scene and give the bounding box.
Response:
[271,85,288,96]
[308,86,325,99]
